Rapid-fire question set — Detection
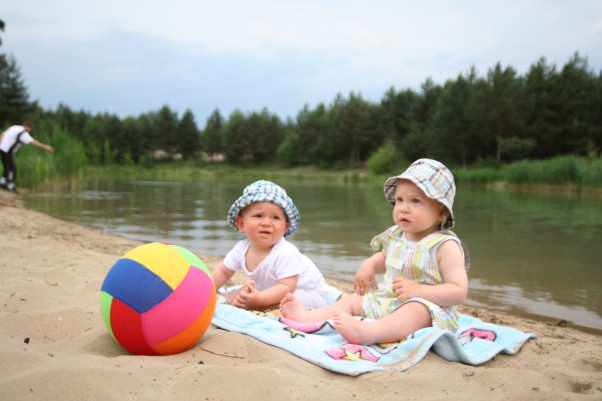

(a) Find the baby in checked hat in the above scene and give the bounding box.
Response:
[211,180,336,310]
[280,159,470,344]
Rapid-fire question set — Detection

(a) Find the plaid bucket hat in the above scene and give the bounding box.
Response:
[384,158,456,229]
[228,180,300,236]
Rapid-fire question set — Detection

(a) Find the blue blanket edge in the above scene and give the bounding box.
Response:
[211,303,537,376]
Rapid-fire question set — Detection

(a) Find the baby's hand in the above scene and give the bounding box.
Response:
[392,278,420,301]
[354,265,377,296]
[241,280,256,293]
[233,281,260,309]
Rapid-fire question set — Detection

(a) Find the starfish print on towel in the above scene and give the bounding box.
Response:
[460,328,497,342]
[325,344,380,362]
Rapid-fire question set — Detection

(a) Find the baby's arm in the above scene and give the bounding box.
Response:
[354,251,386,295]
[234,276,298,310]
[393,240,468,306]
[211,263,242,304]
[211,262,235,292]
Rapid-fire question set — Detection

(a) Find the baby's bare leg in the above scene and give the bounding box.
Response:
[280,292,365,323]
[333,301,432,344]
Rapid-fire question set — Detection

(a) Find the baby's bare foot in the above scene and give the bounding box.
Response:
[279,293,311,323]
[332,310,374,344]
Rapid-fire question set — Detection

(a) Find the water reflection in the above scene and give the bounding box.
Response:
[20,178,602,332]
[454,188,602,331]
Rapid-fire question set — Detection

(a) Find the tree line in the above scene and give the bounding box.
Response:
[1,20,600,173]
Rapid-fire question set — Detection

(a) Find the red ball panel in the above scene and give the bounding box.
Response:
[110,298,157,356]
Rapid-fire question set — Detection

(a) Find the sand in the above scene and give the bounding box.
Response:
[1,189,601,400]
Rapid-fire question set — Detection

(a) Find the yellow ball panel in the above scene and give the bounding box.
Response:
[122,242,188,290]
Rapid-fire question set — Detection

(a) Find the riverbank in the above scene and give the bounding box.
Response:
[83,155,602,194]
[1,189,601,400]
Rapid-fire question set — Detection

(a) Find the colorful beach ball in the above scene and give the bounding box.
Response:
[100,242,216,355]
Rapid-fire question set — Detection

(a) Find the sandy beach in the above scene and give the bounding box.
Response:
[1,189,601,401]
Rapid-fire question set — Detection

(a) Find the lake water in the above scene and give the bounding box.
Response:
[19,178,602,333]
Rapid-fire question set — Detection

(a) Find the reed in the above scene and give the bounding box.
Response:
[503,156,602,186]
[85,156,602,189]
[454,156,602,188]
[453,167,502,185]
[85,162,366,184]
[16,123,87,187]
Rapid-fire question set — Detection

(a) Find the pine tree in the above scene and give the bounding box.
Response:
[0,19,5,46]
[0,54,32,126]
[201,109,225,158]
[177,109,200,159]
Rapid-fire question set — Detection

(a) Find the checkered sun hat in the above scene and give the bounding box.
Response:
[227,180,300,236]
[384,158,456,229]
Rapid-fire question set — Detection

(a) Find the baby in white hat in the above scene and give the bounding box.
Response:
[211,180,337,310]
[280,159,470,344]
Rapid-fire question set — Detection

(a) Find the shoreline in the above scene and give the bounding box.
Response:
[15,186,602,336]
[1,189,601,400]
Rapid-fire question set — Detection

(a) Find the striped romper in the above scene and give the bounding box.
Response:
[362,225,466,332]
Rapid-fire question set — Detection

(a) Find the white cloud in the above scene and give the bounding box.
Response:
[2,0,601,123]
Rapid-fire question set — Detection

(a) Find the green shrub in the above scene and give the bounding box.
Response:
[366,141,405,175]
[453,167,501,184]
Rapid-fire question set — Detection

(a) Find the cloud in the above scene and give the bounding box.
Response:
[3,0,602,124]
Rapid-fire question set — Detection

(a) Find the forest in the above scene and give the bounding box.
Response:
[1,17,601,186]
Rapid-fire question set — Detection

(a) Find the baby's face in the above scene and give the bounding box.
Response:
[391,180,445,240]
[236,202,290,247]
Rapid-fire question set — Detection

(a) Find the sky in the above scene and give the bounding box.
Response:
[2,1,602,127]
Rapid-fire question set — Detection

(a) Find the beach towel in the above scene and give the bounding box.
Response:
[211,299,536,376]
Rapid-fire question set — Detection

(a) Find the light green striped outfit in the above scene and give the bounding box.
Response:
[362,225,465,332]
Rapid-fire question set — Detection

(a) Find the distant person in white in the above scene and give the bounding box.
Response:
[0,121,55,194]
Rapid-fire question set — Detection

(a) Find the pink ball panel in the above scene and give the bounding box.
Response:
[151,291,217,355]
[142,266,215,345]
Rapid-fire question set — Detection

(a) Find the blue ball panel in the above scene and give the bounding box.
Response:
[101,258,173,313]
